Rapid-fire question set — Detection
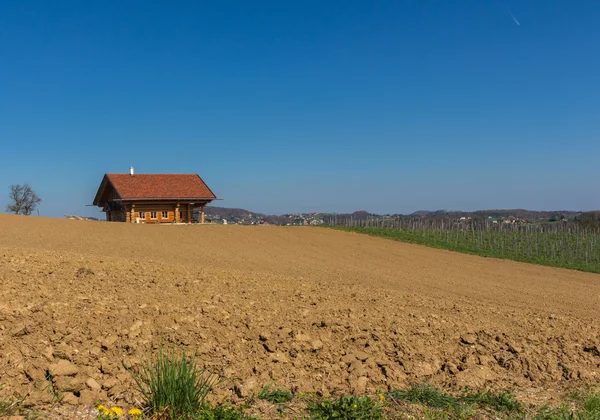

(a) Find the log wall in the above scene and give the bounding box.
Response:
[104,201,209,224]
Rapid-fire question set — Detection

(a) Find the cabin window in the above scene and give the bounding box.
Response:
[179,211,183,219]
[161,211,169,219]
[150,212,157,219]
[139,211,146,219]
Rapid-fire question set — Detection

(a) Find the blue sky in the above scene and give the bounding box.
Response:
[1,1,599,217]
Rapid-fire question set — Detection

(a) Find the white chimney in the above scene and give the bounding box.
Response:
[129,166,134,176]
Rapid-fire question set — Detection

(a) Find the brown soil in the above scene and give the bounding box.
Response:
[1,214,599,417]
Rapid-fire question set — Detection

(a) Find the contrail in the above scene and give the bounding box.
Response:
[510,12,520,26]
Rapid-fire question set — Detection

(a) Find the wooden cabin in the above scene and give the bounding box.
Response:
[93,171,217,223]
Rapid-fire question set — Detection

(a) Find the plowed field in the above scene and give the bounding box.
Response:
[1,214,599,416]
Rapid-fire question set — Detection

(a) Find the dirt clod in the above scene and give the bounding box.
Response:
[76,268,95,277]
[460,333,477,345]
[48,360,79,377]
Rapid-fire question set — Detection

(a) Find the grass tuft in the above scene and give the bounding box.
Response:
[462,390,523,413]
[532,391,600,420]
[387,384,523,418]
[0,386,24,417]
[257,384,293,404]
[533,404,580,419]
[307,394,383,420]
[126,347,219,420]
[0,399,19,417]
[583,392,600,413]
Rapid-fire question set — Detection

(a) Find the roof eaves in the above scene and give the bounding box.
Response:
[118,197,216,201]
[196,174,218,199]
[104,174,122,199]
[93,174,122,206]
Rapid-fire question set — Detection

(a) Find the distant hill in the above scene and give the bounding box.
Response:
[203,205,592,225]
[204,206,266,219]
[473,209,581,219]
[203,207,377,225]
[408,209,581,220]
[410,210,433,216]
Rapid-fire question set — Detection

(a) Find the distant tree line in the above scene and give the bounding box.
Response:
[575,211,600,230]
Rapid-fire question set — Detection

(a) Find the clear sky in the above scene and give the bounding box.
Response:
[1,1,599,217]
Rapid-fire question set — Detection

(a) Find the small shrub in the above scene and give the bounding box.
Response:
[257,384,293,404]
[308,395,383,420]
[126,347,218,419]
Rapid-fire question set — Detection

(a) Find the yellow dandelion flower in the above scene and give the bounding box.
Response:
[97,404,108,411]
[353,404,358,409]
[111,406,123,416]
[379,393,385,401]
[128,407,143,417]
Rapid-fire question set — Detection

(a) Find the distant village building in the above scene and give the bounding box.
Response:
[93,168,217,223]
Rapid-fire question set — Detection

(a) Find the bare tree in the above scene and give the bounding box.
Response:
[6,184,42,215]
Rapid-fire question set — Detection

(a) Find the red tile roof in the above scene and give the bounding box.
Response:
[105,174,216,200]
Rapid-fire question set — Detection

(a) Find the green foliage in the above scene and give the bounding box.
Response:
[195,404,257,420]
[559,390,600,419]
[583,392,600,413]
[307,395,383,420]
[44,371,62,403]
[387,384,459,409]
[384,385,597,420]
[0,386,25,417]
[0,398,19,416]
[462,390,523,413]
[257,384,293,404]
[0,397,41,420]
[387,384,523,418]
[575,212,600,230]
[126,347,219,420]
[330,226,600,274]
[533,404,586,419]
[533,391,600,419]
